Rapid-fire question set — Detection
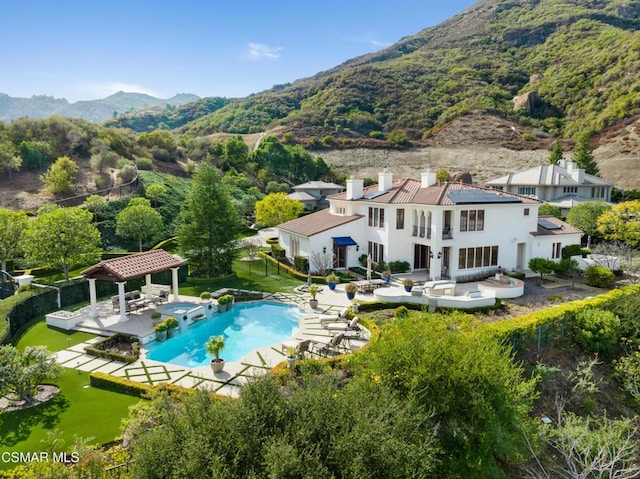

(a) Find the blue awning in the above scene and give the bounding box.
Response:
[332,236,358,246]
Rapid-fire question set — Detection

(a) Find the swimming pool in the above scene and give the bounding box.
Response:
[145,301,303,367]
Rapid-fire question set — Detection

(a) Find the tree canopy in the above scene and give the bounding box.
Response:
[0,345,62,404]
[571,134,599,176]
[0,208,29,271]
[596,200,640,247]
[254,192,303,227]
[20,206,102,280]
[40,155,79,195]
[116,198,164,252]
[566,200,611,248]
[178,161,240,277]
[548,141,564,165]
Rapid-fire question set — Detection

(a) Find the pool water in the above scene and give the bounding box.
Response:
[145,301,303,367]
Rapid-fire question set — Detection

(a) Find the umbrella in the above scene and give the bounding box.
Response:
[366,254,372,282]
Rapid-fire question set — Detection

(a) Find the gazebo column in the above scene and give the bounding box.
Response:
[88,278,98,319]
[116,281,128,322]
[145,273,152,290]
[171,267,180,302]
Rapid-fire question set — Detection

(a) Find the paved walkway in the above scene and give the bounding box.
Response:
[53,290,370,397]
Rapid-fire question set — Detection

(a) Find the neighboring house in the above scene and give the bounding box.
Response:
[277,171,583,280]
[288,181,345,210]
[486,159,613,215]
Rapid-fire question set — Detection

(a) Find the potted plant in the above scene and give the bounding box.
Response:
[381,270,392,284]
[164,317,179,338]
[325,272,340,290]
[403,278,415,293]
[217,294,234,313]
[150,311,162,325]
[199,291,212,305]
[308,284,319,308]
[285,345,297,370]
[351,299,359,313]
[345,282,358,300]
[154,321,168,342]
[206,335,226,373]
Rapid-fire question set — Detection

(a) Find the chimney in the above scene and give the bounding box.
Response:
[421,170,437,188]
[346,176,364,200]
[565,161,584,183]
[378,169,393,192]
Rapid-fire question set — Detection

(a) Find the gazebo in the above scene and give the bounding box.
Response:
[81,249,185,322]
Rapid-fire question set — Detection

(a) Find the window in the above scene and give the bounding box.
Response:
[552,242,561,259]
[368,207,385,228]
[335,206,346,215]
[460,209,484,232]
[368,241,384,263]
[396,208,405,230]
[524,208,530,216]
[290,237,300,257]
[591,187,605,198]
[563,186,578,194]
[458,246,499,269]
[517,187,537,196]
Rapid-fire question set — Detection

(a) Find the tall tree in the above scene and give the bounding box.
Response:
[597,200,640,247]
[0,208,29,271]
[21,206,101,281]
[539,203,563,219]
[178,161,240,277]
[145,183,166,208]
[548,140,564,165]
[40,156,79,195]
[0,140,22,179]
[255,192,303,227]
[84,194,108,223]
[116,198,163,252]
[572,134,599,175]
[0,345,62,405]
[566,200,611,248]
[223,135,249,169]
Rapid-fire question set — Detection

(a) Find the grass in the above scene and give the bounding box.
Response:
[179,250,305,297]
[14,317,96,351]
[0,369,139,471]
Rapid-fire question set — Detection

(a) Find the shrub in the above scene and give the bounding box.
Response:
[402,278,414,288]
[293,255,309,273]
[164,317,179,329]
[614,350,640,402]
[584,265,615,288]
[151,312,162,320]
[154,322,168,332]
[270,244,285,259]
[200,291,212,300]
[562,244,584,259]
[135,157,154,170]
[325,273,340,284]
[388,261,410,273]
[572,308,620,356]
[118,163,138,183]
[394,306,409,319]
[84,334,140,363]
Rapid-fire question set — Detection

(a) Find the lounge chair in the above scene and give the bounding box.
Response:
[324,316,359,333]
[311,333,346,357]
[281,339,313,359]
[319,307,349,325]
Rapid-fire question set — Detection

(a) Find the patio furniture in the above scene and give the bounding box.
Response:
[311,333,347,357]
[324,316,360,334]
[319,307,349,326]
[281,339,313,359]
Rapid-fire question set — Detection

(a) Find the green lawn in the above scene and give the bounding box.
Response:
[180,253,305,297]
[14,318,96,351]
[0,369,139,471]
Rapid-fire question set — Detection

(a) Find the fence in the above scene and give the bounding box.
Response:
[509,317,568,360]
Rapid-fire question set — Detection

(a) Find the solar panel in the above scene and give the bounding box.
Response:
[364,191,387,200]
[538,219,561,230]
[447,190,522,205]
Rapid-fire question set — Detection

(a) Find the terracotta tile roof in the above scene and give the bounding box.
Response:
[81,249,184,282]
[278,209,364,237]
[530,216,583,236]
[331,179,540,206]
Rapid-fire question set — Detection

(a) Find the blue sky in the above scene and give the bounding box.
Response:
[0,1,478,102]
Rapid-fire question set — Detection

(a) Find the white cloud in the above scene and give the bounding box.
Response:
[245,42,283,60]
[79,82,160,99]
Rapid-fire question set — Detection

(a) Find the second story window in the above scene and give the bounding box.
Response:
[368,207,384,228]
[460,209,485,232]
[396,208,404,230]
[518,187,536,196]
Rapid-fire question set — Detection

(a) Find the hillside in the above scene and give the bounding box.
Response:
[0,91,200,122]
[178,0,639,142]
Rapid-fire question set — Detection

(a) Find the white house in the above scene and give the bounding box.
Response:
[288,181,345,210]
[486,159,613,215]
[277,171,583,280]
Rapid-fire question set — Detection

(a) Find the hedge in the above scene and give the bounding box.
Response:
[3,287,58,341]
[484,284,640,341]
[84,334,140,363]
[89,372,193,398]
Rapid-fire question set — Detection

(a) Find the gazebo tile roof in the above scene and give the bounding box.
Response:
[81,249,184,282]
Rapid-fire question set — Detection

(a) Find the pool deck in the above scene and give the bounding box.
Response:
[53,289,369,398]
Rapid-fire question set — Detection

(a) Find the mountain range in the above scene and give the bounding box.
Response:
[0,91,200,123]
